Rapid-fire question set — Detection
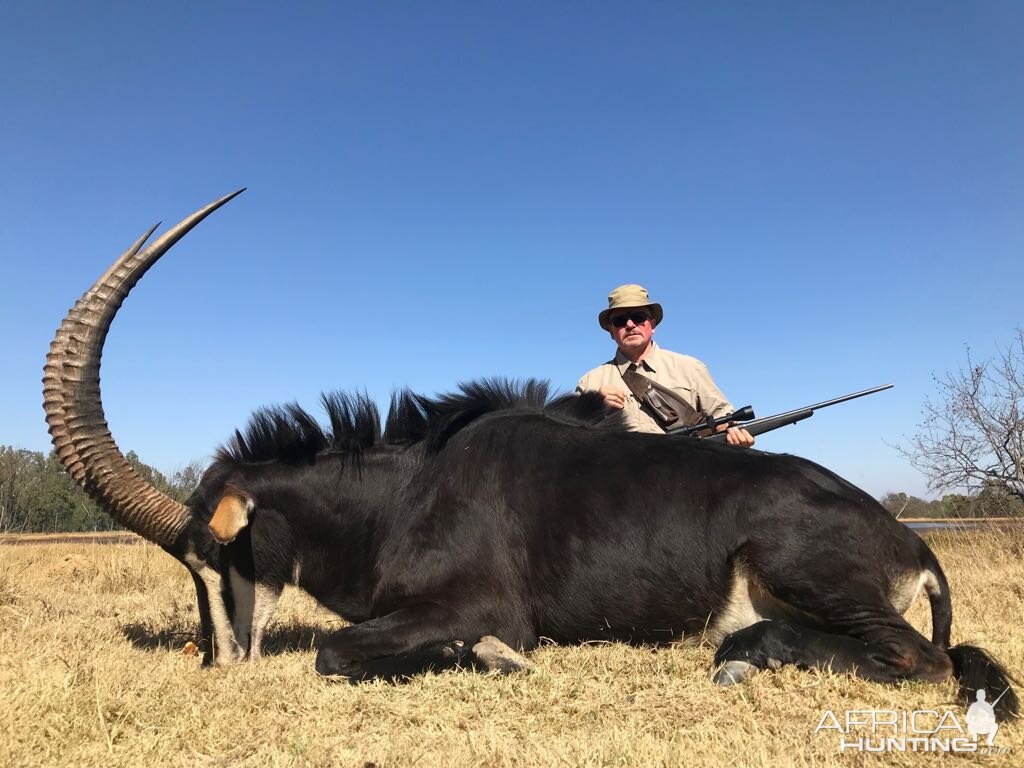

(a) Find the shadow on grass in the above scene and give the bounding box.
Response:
[120,622,323,656]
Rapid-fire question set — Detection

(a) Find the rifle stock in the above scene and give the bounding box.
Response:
[704,409,814,442]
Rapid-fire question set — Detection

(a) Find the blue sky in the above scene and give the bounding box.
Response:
[2,2,1021,499]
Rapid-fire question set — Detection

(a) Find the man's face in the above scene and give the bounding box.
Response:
[608,307,655,355]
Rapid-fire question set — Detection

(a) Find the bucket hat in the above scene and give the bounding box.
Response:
[598,284,664,330]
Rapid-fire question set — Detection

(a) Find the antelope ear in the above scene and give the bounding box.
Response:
[209,485,254,544]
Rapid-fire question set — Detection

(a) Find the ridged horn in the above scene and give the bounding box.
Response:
[42,190,245,545]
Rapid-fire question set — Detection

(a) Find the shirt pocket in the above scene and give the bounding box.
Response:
[667,385,701,413]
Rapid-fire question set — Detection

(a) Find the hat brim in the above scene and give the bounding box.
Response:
[599,302,663,330]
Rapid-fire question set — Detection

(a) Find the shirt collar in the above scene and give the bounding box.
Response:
[614,341,660,374]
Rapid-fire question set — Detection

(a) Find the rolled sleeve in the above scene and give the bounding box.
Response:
[689,360,733,418]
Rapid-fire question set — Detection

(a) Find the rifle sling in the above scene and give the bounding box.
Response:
[619,367,703,429]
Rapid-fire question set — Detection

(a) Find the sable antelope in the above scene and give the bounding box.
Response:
[44,192,1018,719]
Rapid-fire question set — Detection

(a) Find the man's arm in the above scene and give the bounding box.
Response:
[688,358,755,448]
[576,373,628,410]
[716,422,755,447]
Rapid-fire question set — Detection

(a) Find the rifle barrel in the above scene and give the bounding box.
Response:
[700,384,893,442]
[759,384,893,424]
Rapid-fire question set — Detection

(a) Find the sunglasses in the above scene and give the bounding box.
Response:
[610,311,651,328]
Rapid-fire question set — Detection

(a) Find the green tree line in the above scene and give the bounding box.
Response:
[0,445,203,533]
[878,482,1023,518]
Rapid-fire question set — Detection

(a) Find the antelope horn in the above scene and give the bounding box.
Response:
[42,190,245,545]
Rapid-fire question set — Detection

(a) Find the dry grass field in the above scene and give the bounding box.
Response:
[1,530,1021,767]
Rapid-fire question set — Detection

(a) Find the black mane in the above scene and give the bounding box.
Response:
[386,378,621,454]
[215,392,381,466]
[215,378,620,466]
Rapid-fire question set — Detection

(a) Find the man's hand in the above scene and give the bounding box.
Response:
[597,386,628,410]
[719,424,755,448]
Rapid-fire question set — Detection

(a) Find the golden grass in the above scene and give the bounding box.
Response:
[1,531,1021,767]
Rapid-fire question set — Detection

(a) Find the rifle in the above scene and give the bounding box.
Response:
[667,384,894,441]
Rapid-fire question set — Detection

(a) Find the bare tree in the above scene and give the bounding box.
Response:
[169,460,206,502]
[901,329,1024,504]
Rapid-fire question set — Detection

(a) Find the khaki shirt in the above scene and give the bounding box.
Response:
[576,342,734,433]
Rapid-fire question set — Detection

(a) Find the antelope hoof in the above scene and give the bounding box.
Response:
[472,635,534,674]
[713,660,757,686]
